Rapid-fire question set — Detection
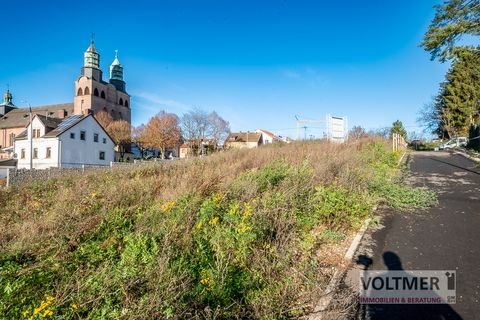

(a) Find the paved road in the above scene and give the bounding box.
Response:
[357,151,480,320]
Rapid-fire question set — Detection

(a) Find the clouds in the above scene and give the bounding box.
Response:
[281,67,329,88]
[282,70,301,79]
[130,91,192,125]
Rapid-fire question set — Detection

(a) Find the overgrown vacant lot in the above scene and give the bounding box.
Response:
[0,139,435,319]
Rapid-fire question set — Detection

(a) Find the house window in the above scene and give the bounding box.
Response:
[9,133,15,146]
[21,149,25,159]
[103,138,107,144]
[46,147,51,158]
[32,129,40,138]
[99,151,105,160]
[101,91,106,99]
[80,130,86,141]
[94,88,99,97]
[94,133,99,142]
[125,100,129,108]
[33,148,38,159]
[70,132,75,139]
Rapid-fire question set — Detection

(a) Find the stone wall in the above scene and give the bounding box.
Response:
[7,166,109,187]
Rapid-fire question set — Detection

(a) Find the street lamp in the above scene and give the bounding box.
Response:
[21,100,33,170]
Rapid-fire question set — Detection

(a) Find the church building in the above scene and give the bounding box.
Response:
[0,40,131,160]
[74,40,131,123]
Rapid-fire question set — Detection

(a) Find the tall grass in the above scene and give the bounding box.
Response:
[0,139,435,319]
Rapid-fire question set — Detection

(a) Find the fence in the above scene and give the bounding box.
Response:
[1,159,180,188]
[392,133,407,152]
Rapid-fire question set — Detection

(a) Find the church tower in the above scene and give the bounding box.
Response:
[0,89,17,117]
[73,39,131,124]
[109,50,126,92]
[81,40,102,82]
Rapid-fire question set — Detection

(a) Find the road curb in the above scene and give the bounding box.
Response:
[308,218,371,320]
[307,151,407,319]
[451,150,480,163]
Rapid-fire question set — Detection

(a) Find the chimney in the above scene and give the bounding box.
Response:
[57,109,66,119]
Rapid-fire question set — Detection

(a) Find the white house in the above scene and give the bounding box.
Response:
[14,114,115,169]
[255,129,282,145]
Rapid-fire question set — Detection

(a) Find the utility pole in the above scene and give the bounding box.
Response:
[29,103,33,170]
[22,101,33,169]
[295,115,325,141]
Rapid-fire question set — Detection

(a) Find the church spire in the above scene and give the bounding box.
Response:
[80,35,102,81]
[84,35,100,69]
[1,88,14,107]
[110,50,123,81]
[109,50,126,92]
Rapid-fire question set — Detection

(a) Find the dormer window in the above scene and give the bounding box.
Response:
[33,129,41,138]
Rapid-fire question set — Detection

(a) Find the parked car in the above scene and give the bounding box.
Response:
[438,137,468,150]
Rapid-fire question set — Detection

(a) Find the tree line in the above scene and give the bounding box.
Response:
[420,0,480,142]
[95,108,230,160]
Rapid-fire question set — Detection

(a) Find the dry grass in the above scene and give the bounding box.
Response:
[0,138,407,319]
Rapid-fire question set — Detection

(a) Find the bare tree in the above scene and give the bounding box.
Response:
[181,108,210,155]
[144,112,182,158]
[349,125,367,140]
[107,120,131,161]
[208,111,230,149]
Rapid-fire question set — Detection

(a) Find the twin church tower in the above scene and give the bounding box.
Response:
[73,40,131,124]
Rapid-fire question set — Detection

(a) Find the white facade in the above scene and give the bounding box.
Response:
[255,129,281,145]
[14,115,115,169]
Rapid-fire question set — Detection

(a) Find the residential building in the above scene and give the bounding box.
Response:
[14,114,114,169]
[0,98,72,159]
[224,132,263,149]
[179,139,216,158]
[255,128,282,144]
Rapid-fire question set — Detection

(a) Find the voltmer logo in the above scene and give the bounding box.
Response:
[359,270,456,304]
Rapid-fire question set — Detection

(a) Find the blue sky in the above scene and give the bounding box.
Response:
[1,0,449,138]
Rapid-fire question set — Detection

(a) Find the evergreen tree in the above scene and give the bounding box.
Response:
[422,0,480,62]
[390,120,407,139]
[437,48,480,137]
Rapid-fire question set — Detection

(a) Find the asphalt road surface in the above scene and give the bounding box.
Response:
[357,151,480,320]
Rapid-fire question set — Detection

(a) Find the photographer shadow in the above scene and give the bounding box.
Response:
[357,251,462,320]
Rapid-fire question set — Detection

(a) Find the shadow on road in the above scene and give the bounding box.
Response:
[429,157,480,175]
[357,252,462,320]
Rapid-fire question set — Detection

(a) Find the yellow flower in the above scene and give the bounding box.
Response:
[196,222,203,229]
[160,201,176,213]
[71,303,78,310]
[212,193,224,208]
[242,199,256,219]
[237,223,251,233]
[200,276,214,286]
[209,216,219,226]
[22,310,29,317]
[43,309,53,317]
